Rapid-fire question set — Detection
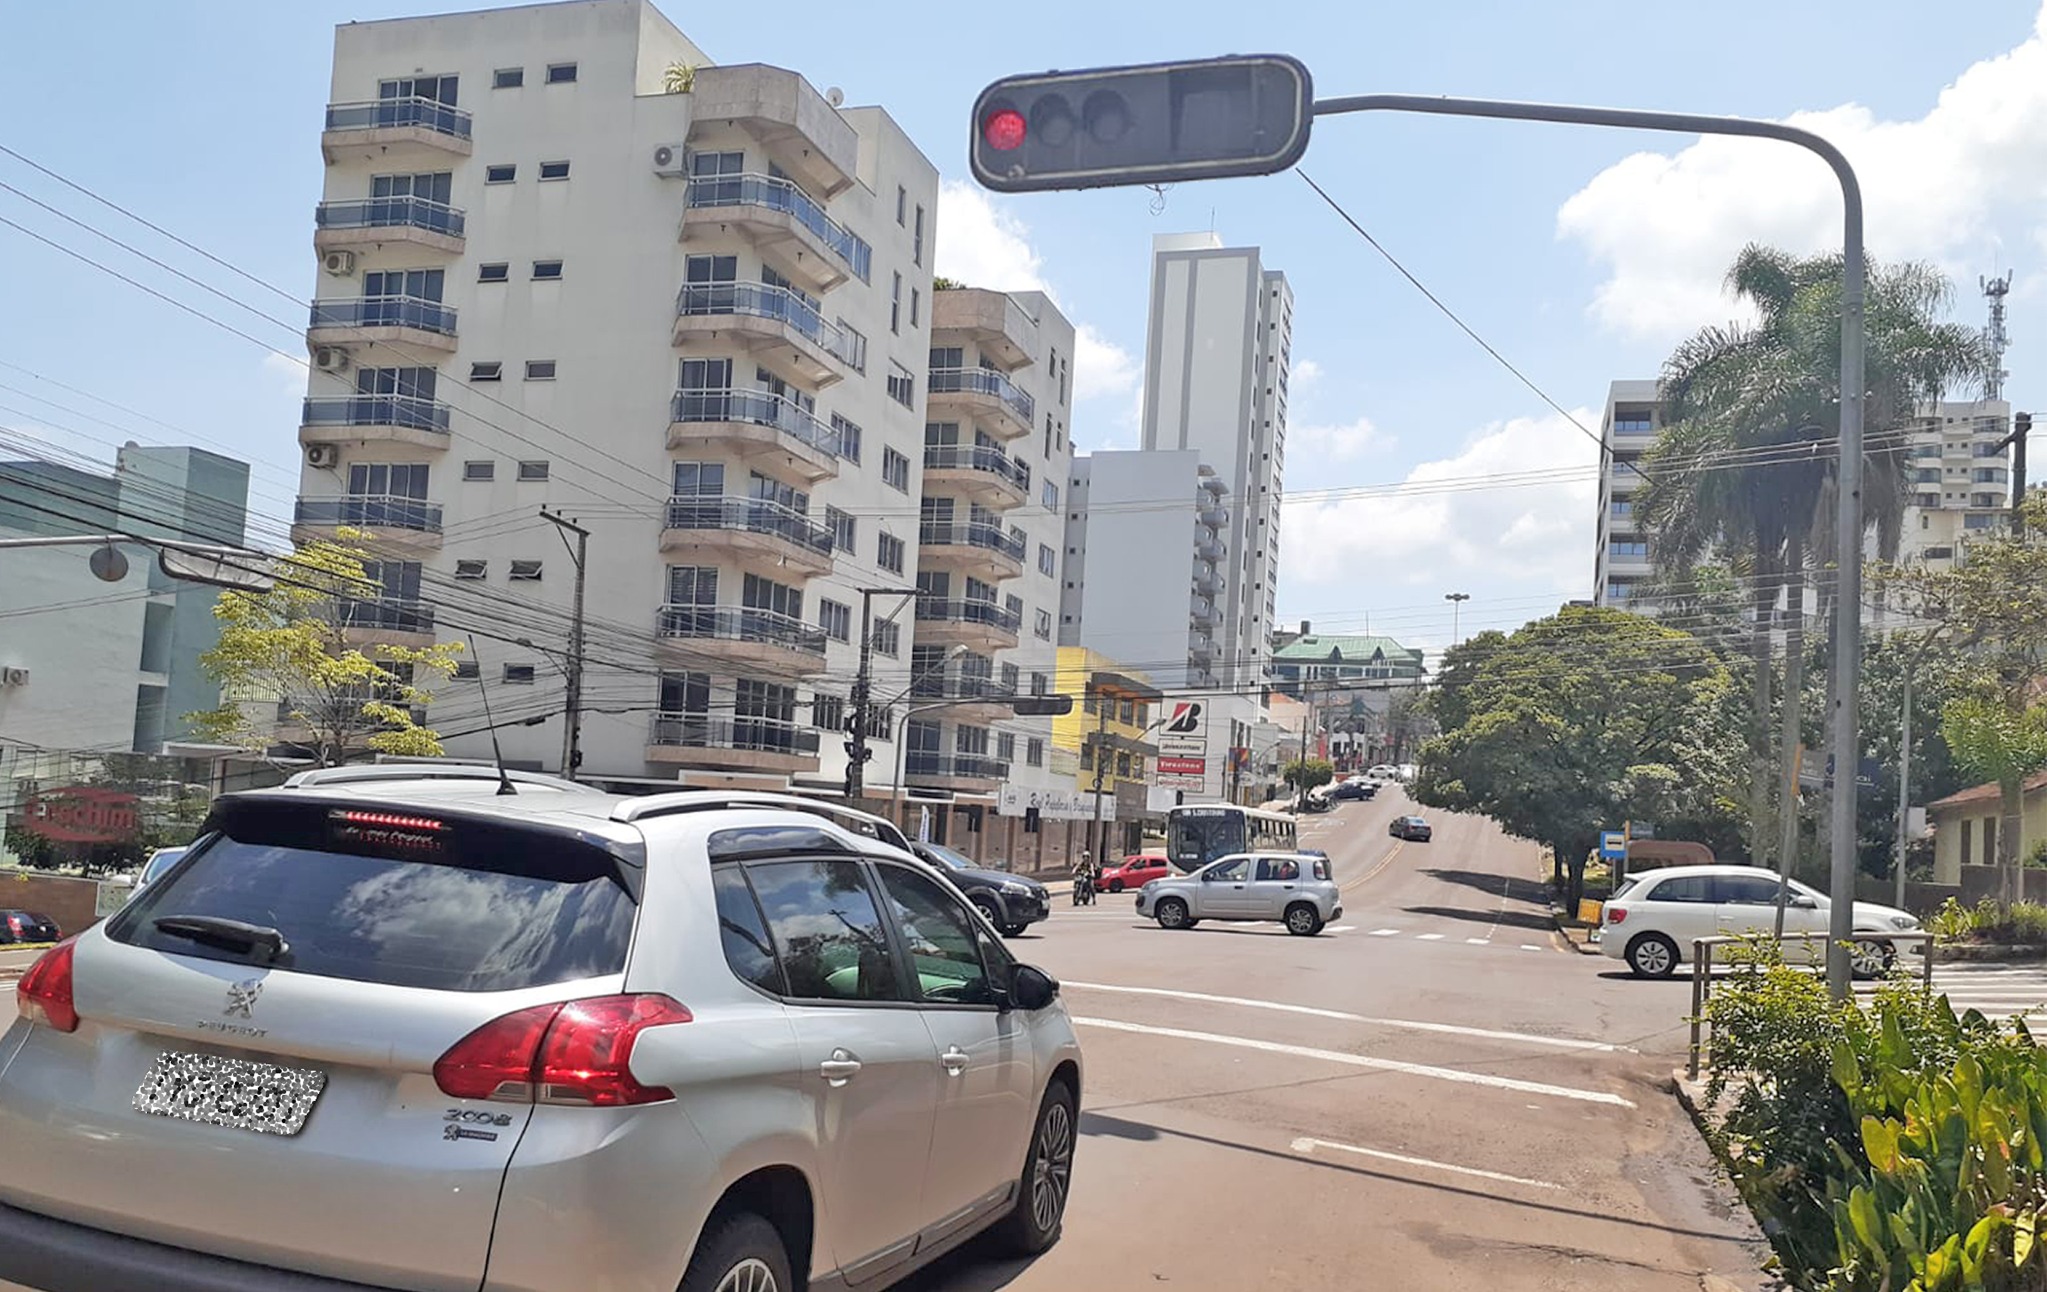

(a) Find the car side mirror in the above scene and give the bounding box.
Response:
[1010,964,1060,1012]
[1791,895,1818,909]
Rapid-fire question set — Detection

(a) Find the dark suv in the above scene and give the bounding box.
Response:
[909,841,1051,937]
[0,912,60,944]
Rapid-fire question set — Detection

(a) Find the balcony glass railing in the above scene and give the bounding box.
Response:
[315,196,466,239]
[670,389,841,458]
[926,367,1035,427]
[656,605,827,656]
[310,295,457,336]
[301,395,450,433]
[296,495,444,534]
[917,521,1027,562]
[914,599,1022,632]
[664,495,834,556]
[910,674,1015,703]
[649,713,820,756]
[922,444,1030,491]
[335,598,435,633]
[324,96,473,140]
[906,752,1009,781]
[685,174,872,282]
[1613,419,1656,436]
[675,283,857,368]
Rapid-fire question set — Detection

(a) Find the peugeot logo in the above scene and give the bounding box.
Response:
[223,979,263,1019]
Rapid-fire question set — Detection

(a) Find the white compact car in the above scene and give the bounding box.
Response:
[1599,863,1920,978]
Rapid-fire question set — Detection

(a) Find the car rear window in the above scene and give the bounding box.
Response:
[105,801,637,992]
[1608,877,1641,901]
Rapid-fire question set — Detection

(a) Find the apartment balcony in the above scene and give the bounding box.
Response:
[1191,596,1220,627]
[314,197,465,256]
[910,674,1018,724]
[1972,492,2007,509]
[917,521,1025,582]
[922,444,1029,509]
[655,605,829,676]
[687,64,859,198]
[681,173,870,291]
[674,283,854,388]
[930,288,1038,369]
[660,495,834,578]
[1199,473,1228,496]
[914,598,1020,653]
[669,389,841,483]
[308,296,457,354]
[1195,539,1226,563]
[335,597,436,649]
[646,713,821,776]
[926,368,1034,441]
[1192,571,1221,597]
[1197,505,1228,531]
[299,394,451,450]
[904,751,1009,794]
[294,495,443,551]
[1189,632,1217,664]
[321,97,473,164]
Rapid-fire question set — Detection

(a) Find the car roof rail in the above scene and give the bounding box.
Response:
[280,764,597,793]
[611,791,911,850]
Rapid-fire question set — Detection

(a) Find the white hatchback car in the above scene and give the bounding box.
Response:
[1600,863,1921,978]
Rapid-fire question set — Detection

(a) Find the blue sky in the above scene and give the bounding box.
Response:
[4,0,2044,663]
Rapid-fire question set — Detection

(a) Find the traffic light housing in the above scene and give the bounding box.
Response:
[1006,695,1076,717]
[971,55,1314,193]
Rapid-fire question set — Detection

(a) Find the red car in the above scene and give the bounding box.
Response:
[1099,853,1171,893]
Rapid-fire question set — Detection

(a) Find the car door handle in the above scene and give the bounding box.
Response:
[940,1045,969,1076]
[818,1049,862,1085]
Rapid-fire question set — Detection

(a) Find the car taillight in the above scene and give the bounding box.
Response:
[434,994,691,1106]
[16,938,79,1033]
[1606,906,1627,925]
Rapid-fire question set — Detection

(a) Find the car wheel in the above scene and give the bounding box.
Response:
[1850,939,1896,980]
[679,1212,792,1292]
[1284,903,1323,937]
[1000,923,1028,938]
[971,896,1003,929]
[1625,933,1680,979]
[1107,879,1124,893]
[991,1079,1077,1256]
[1155,897,1191,930]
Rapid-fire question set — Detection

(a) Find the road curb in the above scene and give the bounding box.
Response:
[1548,903,1604,956]
[1669,1071,1789,1292]
[1935,942,2047,963]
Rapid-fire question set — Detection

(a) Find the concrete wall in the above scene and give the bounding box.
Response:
[0,871,103,941]
[1066,450,1206,687]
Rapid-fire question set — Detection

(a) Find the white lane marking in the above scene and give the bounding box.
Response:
[1465,937,1490,945]
[1328,925,1357,933]
[1416,933,1446,941]
[1074,1017,1634,1107]
[1520,944,1543,952]
[1063,982,1628,1052]
[1290,1136,1561,1190]
[1369,928,1401,937]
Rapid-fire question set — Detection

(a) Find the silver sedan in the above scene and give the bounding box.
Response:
[1135,852,1343,936]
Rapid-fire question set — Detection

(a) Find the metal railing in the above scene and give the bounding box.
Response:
[675,283,857,368]
[663,496,834,556]
[296,495,443,534]
[910,674,1015,703]
[922,443,1030,491]
[335,598,435,634]
[310,296,458,336]
[917,521,1026,561]
[684,174,871,282]
[655,605,827,656]
[906,752,1009,781]
[649,713,821,756]
[670,389,841,458]
[1685,931,1937,1080]
[926,367,1035,427]
[301,395,450,433]
[914,598,1022,632]
[324,97,473,139]
[315,197,465,239]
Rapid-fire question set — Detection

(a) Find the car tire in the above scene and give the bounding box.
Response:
[1850,939,1896,980]
[1155,897,1191,930]
[971,895,1003,929]
[1000,923,1028,938]
[1284,903,1323,937]
[992,1079,1077,1257]
[679,1212,793,1292]
[1107,879,1124,893]
[1625,933,1680,979]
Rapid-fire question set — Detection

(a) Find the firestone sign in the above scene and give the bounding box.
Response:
[19,787,141,844]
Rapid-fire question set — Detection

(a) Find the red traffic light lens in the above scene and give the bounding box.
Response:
[983,108,1027,152]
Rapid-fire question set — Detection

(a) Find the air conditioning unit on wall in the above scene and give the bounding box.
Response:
[321,250,356,276]
[306,444,341,469]
[652,143,689,177]
[1,667,29,686]
[312,347,351,372]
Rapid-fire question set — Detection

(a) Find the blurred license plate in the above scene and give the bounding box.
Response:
[133,1051,327,1137]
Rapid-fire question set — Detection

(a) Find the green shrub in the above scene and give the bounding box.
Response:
[1925,899,2047,947]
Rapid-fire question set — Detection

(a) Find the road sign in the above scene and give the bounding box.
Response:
[1599,831,1627,861]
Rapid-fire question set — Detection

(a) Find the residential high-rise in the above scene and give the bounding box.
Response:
[1139,232,1291,683]
[1591,380,1661,608]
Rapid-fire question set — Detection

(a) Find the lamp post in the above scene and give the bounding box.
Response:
[1444,592,1471,645]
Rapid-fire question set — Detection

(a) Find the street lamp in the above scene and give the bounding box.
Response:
[1444,592,1470,645]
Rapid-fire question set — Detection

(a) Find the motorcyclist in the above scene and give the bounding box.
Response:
[1071,850,1097,906]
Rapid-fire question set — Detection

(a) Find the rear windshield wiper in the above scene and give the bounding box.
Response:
[153,915,290,963]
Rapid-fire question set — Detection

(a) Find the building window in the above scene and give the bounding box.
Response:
[531,259,564,281]
[454,559,487,579]
[493,67,524,89]
[873,619,900,657]
[826,505,855,552]
[509,560,543,581]
[517,461,550,482]
[887,362,914,408]
[1079,745,1093,771]
[896,185,907,225]
[546,62,577,84]
[1034,609,1052,640]
[1041,480,1059,509]
[839,321,867,374]
[477,263,509,283]
[453,660,481,679]
[503,664,536,684]
[1038,543,1056,576]
[1609,540,1648,557]
[462,460,494,481]
[913,205,926,266]
[538,160,570,181]
[524,360,557,381]
[831,413,862,464]
[469,361,503,381]
[890,273,903,334]
[1030,671,1048,697]
[819,599,852,643]
[1026,737,1044,768]
[485,163,516,184]
[878,531,905,575]
[1000,662,1020,694]
[997,732,1016,762]
[814,694,846,733]
[882,447,910,492]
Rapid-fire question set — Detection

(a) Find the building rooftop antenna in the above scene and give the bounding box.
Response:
[1983,271,2013,402]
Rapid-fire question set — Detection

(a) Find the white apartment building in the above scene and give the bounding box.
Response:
[1057,450,1232,688]
[1591,380,1660,607]
[296,0,951,799]
[1140,232,1292,685]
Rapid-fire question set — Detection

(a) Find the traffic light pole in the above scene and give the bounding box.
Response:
[846,587,918,800]
[540,509,590,780]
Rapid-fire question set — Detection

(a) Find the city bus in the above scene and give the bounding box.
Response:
[1165,804,1299,872]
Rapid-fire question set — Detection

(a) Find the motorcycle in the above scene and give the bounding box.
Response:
[1072,872,1096,906]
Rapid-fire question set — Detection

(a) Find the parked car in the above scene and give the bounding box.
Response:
[908,840,1052,937]
[1328,780,1375,801]
[1365,765,1401,781]
[1388,816,1433,842]
[0,911,60,945]
[0,764,1082,1292]
[130,846,188,898]
[1099,852,1170,893]
[1135,852,1343,936]
[1599,863,1922,979]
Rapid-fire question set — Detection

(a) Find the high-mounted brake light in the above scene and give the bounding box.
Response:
[333,809,448,833]
[434,994,692,1107]
[17,938,79,1033]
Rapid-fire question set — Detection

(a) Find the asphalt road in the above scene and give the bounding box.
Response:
[906,790,1771,1292]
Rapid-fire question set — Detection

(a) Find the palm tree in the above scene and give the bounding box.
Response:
[1636,245,1993,868]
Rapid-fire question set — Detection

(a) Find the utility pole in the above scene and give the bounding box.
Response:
[1999,410,2032,536]
[1089,678,1109,860]
[846,586,918,799]
[1444,592,1470,645]
[539,509,589,780]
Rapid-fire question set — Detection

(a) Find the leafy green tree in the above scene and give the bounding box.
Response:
[1282,758,1333,794]
[186,534,462,767]
[1414,606,1740,905]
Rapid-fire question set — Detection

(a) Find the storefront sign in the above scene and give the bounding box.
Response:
[19,787,140,844]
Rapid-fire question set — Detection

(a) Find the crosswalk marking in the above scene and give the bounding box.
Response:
[1466,937,1491,945]
[1416,933,1446,941]
[1854,964,2047,1019]
[1370,928,1401,937]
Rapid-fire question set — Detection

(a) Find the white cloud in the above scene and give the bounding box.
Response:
[1557,5,2047,340]
[1293,358,1323,385]
[261,351,306,400]
[1290,415,1387,462]
[1073,323,1139,403]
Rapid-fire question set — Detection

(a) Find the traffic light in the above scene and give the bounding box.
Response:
[1006,695,1076,717]
[970,55,1314,194]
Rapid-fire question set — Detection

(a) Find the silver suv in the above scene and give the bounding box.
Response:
[1135,851,1343,936]
[0,765,1082,1292]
